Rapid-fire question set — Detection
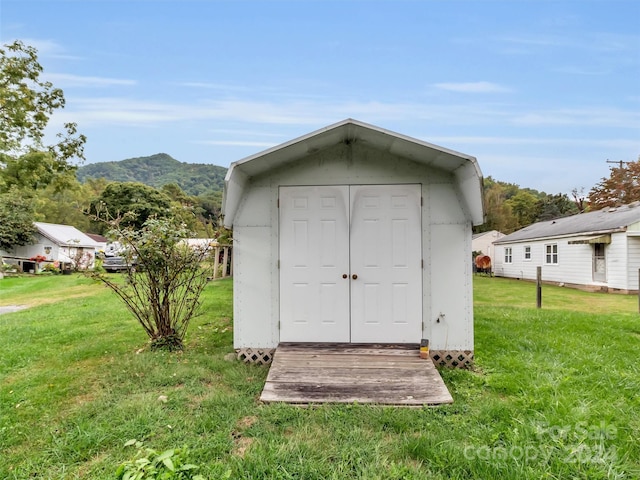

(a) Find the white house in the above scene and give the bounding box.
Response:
[4,222,100,272]
[222,119,484,367]
[472,230,504,260]
[493,202,640,293]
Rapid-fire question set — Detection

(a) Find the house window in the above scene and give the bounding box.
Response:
[504,247,513,264]
[524,246,531,261]
[545,244,558,264]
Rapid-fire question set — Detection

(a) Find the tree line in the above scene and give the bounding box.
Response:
[477,177,581,235]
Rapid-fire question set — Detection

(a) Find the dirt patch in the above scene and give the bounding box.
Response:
[236,415,258,429]
[231,415,258,457]
[232,436,254,458]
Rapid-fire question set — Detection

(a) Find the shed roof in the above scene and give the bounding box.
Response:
[35,222,101,248]
[222,119,484,228]
[494,202,640,244]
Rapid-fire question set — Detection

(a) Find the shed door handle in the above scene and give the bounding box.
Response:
[342,274,348,279]
[352,274,358,280]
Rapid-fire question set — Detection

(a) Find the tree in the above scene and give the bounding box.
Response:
[88,182,174,233]
[90,217,214,351]
[479,177,519,233]
[0,40,85,164]
[588,157,640,210]
[535,193,579,221]
[0,188,37,252]
[34,179,93,232]
[505,191,539,227]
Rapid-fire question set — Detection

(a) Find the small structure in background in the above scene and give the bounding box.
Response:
[472,230,504,262]
[182,238,232,279]
[2,222,100,273]
[493,201,640,293]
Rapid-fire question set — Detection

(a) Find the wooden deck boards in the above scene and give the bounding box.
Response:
[260,343,453,406]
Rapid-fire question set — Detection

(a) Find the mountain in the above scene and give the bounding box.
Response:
[76,153,228,196]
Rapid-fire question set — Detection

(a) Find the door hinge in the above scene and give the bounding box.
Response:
[277,259,280,269]
[277,198,280,208]
[421,259,424,269]
[421,196,423,206]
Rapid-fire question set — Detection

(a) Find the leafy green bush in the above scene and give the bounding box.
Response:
[116,440,205,480]
[91,217,214,351]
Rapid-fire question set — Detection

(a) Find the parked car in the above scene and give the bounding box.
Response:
[103,256,131,273]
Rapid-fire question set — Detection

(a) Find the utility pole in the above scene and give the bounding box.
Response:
[606,159,632,169]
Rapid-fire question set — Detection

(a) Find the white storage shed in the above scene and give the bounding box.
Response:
[222,119,484,367]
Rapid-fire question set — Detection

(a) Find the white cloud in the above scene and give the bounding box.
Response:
[208,128,287,138]
[498,34,578,49]
[46,73,137,87]
[49,95,640,135]
[4,37,82,60]
[433,82,512,93]
[178,82,252,92]
[194,140,277,147]
[11,37,63,54]
[428,136,640,149]
[512,108,640,128]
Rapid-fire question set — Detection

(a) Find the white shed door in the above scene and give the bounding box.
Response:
[279,185,422,343]
[349,185,423,343]
[279,186,351,342]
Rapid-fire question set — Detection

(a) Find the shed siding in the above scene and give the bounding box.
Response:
[232,225,279,348]
[232,143,473,351]
[430,223,473,350]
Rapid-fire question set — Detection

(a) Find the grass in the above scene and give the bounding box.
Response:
[1,274,639,479]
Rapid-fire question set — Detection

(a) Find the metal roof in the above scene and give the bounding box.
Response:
[35,222,101,248]
[494,202,640,244]
[222,119,484,228]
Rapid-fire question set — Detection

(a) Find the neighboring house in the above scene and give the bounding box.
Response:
[472,230,505,260]
[493,202,640,293]
[222,119,484,367]
[4,222,101,272]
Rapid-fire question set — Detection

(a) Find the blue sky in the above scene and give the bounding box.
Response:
[1,0,639,195]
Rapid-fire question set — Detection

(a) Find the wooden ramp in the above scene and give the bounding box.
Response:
[260,343,453,406]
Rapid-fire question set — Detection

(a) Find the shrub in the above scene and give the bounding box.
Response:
[90,217,213,351]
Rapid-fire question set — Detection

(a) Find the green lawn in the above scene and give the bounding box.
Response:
[1,274,638,479]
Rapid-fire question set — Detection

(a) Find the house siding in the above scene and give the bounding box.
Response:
[606,233,628,290]
[626,236,640,291]
[494,232,633,291]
